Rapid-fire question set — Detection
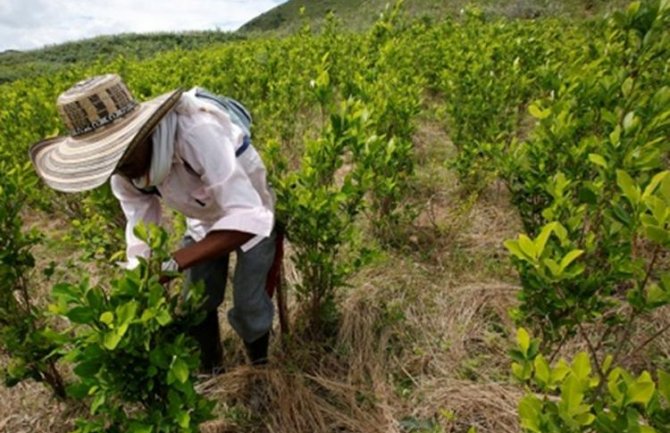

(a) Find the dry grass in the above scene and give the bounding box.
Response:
[0,381,83,432]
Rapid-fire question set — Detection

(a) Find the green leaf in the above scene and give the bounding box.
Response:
[534,223,556,257]
[171,358,189,384]
[74,361,100,378]
[552,359,571,384]
[574,412,596,426]
[609,126,621,146]
[627,372,655,406]
[116,301,138,326]
[607,368,625,406]
[642,171,669,200]
[518,395,542,433]
[519,235,537,260]
[128,423,153,433]
[133,222,149,242]
[623,111,638,132]
[571,352,591,381]
[529,103,550,119]
[140,309,156,323]
[578,186,598,205]
[601,355,613,374]
[658,371,670,403]
[553,222,568,241]
[99,312,114,326]
[560,250,584,273]
[155,309,172,326]
[66,382,91,399]
[177,411,191,428]
[588,153,607,169]
[91,393,106,415]
[52,283,81,303]
[505,240,526,261]
[617,170,641,205]
[534,354,550,385]
[612,204,633,227]
[517,328,531,355]
[543,258,561,277]
[560,375,586,416]
[621,77,634,98]
[103,330,123,350]
[66,307,96,324]
[512,362,528,380]
[645,225,669,245]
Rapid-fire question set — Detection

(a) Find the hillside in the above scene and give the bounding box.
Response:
[0,31,241,84]
[240,0,631,33]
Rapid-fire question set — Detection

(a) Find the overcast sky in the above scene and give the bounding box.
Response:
[0,0,287,51]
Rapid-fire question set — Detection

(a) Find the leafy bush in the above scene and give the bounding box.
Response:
[501,0,670,234]
[51,224,214,433]
[512,328,670,432]
[268,96,373,332]
[0,161,66,398]
[504,1,670,348]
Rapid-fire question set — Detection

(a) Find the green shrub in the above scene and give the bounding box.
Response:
[504,0,670,347]
[52,224,214,433]
[512,328,670,433]
[0,161,66,398]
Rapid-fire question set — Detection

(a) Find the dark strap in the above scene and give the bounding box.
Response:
[236,135,251,158]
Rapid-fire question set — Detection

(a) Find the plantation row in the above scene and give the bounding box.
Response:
[0,1,669,432]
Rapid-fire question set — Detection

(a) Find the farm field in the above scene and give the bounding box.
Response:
[0,1,669,432]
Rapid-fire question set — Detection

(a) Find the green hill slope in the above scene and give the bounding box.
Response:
[0,31,241,85]
[240,0,630,33]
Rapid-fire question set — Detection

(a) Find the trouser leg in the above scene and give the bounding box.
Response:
[227,230,276,347]
[182,236,229,372]
[187,309,223,372]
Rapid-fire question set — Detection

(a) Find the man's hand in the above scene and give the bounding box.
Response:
[172,230,254,272]
[159,257,180,285]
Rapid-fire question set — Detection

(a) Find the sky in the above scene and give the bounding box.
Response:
[0,0,287,52]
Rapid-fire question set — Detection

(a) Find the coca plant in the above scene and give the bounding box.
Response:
[51,223,214,433]
[267,95,374,334]
[501,0,670,235]
[0,161,66,398]
[505,2,670,431]
[504,0,670,345]
[512,328,670,433]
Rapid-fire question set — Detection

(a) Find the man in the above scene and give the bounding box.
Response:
[30,74,276,372]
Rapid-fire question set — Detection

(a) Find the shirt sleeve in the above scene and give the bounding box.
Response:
[179,116,274,240]
[110,174,162,269]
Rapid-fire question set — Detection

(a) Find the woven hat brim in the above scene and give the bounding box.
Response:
[30,89,183,193]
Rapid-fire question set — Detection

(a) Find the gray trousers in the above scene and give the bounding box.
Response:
[182,230,276,343]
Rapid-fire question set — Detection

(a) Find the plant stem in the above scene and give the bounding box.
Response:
[549,331,569,363]
[576,321,605,386]
[620,322,670,366]
[603,244,661,377]
[44,362,67,400]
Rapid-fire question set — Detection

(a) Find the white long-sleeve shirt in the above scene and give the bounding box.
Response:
[111,93,275,269]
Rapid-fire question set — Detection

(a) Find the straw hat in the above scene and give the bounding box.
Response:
[30,74,183,193]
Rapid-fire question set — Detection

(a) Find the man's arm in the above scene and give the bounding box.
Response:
[172,230,254,271]
[111,174,162,269]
